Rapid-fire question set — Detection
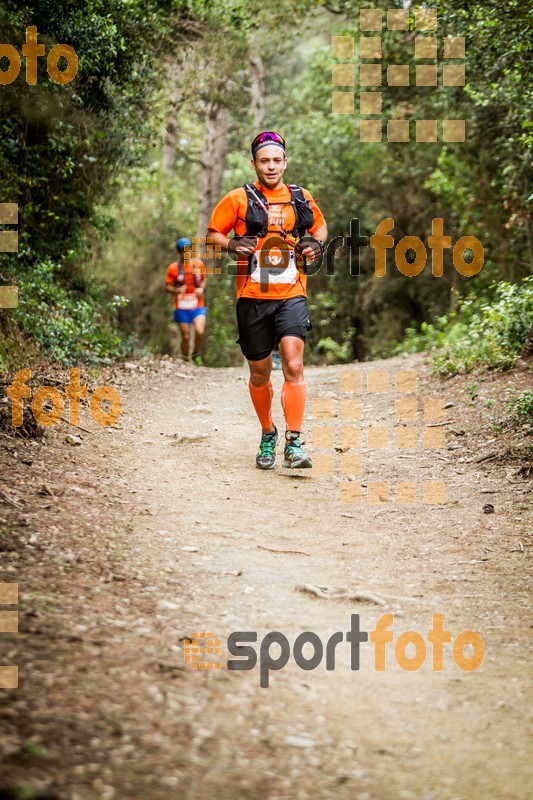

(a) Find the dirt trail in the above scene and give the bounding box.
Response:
[0,354,531,800]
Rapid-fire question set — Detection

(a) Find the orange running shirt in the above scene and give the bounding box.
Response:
[166,258,205,310]
[207,182,326,300]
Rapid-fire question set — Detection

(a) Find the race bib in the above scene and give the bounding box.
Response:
[178,292,198,310]
[250,246,298,285]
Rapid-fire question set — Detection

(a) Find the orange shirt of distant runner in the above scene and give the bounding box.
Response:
[165,258,206,310]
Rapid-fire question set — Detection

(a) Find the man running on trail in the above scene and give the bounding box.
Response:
[207,131,327,469]
[166,237,207,365]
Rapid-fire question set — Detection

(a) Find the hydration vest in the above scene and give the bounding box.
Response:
[174,261,202,288]
[243,183,315,240]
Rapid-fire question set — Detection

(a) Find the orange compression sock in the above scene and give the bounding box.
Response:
[249,380,274,431]
[281,380,307,433]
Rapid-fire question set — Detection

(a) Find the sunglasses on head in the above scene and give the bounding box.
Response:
[251,131,286,152]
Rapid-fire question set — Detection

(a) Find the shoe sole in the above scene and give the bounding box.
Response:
[256,457,277,470]
[283,457,312,469]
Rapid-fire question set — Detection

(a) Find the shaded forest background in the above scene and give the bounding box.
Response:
[0,0,531,371]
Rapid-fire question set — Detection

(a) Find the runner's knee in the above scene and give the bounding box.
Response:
[249,362,271,387]
[283,356,303,382]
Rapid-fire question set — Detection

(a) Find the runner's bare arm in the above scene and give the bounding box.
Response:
[314,223,328,242]
[299,223,328,262]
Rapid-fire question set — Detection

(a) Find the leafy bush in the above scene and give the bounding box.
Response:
[12,257,131,364]
[503,390,533,426]
[396,277,533,375]
[314,336,352,365]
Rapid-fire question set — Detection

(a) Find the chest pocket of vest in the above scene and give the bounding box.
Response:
[243,183,315,242]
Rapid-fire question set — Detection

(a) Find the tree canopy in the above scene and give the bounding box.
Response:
[0,0,531,368]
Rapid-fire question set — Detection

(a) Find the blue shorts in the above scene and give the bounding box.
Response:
[173,307,207,324]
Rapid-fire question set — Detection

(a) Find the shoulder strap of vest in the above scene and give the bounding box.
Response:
[287,184,305,200]
[243,183,270,239]
[243,183,269,206]
[287,184,314,239]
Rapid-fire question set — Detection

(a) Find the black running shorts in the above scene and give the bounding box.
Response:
[236,296,312,361]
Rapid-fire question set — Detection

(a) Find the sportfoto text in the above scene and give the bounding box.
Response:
[0,26,78,86]
[6,369,121,428]
[227,614,484,687]
[219,217,484,279]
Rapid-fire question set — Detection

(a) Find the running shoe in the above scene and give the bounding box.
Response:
[192,353,203,366]
[272,351,282,370]
[256,426,278,470]
[283,432,312,469]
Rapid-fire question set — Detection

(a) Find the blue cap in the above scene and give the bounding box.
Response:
[176,237,192,251]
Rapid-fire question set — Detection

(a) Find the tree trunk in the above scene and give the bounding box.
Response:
[162,67,184,177]
[248,43,265,130]
[197,100,230,237]
[196,99,229,357]
[520,322,533,360]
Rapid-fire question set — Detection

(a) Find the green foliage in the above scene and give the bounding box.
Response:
[22,740,50,758]
[465,382,479,404]
[397,277,533,374]
[395,316,460,354]
[503,390,533,426]
[314,335,352,365]
[1,0,531,369]
[0,0,204,364]
[203,268,242,367]
[11,255,130,364]
[0,313,40,372]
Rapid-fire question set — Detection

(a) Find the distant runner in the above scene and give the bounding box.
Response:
[165,237,206,365]
[208,131,327,469]
[271,348,282,370]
